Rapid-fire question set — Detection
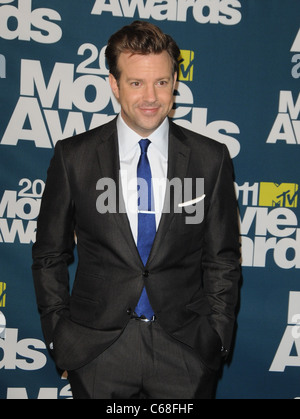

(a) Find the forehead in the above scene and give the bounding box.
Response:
[117,51,173,77]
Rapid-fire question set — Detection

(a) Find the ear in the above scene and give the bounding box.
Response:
[109,73,120,99]
[173,72,178,90]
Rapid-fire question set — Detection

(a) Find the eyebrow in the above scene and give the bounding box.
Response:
[126,76,172,82]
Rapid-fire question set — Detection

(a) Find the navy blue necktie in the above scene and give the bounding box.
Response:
[134,139,155,319]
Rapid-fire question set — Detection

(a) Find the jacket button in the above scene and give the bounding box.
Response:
[143,270,149,278]
[127,308,132,315]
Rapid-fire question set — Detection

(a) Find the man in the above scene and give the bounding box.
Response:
[32,21,241,399]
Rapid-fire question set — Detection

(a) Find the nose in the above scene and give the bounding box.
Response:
[143,84,157,103]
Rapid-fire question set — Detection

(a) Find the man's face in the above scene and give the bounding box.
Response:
[109,51,177,137]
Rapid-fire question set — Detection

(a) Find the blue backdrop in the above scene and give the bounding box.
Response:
[0,0,299,399]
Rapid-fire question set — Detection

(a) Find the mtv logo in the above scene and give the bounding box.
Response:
[0,283,6,308]
[259,182,298,208]
[178,50,194,82]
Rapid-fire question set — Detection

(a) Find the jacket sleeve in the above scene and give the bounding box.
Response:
[32,140,75,349]
[202,144,241,356]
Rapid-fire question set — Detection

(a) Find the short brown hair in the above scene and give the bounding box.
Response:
[105,20,180,81]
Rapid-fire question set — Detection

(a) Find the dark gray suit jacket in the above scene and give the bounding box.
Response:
[32,117,241,372]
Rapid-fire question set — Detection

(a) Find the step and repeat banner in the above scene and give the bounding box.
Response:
[0,0,299,399]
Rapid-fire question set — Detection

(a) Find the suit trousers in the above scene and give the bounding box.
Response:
[67,318,218,399]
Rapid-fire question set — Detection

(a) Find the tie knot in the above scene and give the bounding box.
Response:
[139,139,151,154]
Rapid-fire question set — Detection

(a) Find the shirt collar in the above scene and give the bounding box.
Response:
[117,114,169,161]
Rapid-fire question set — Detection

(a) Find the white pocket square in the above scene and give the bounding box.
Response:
[178,194,206,208]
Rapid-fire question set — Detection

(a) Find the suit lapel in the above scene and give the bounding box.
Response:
[147,121,191,266]
[96,121,143,266]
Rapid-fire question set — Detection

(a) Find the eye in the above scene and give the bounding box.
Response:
[131,81,141,87]
[156,80,168,87]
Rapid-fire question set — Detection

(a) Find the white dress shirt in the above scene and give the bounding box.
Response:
[117,114,169,244]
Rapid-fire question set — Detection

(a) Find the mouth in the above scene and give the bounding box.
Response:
[139,107,160,116]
